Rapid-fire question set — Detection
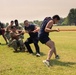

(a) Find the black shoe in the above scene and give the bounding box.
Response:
[55,55,60,59]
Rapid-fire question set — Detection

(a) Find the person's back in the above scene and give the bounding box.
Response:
[39,17,52,37]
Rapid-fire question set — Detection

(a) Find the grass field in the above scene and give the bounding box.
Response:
[0,26,76,75]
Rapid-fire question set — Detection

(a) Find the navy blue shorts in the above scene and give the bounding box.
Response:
[39,36,50,44]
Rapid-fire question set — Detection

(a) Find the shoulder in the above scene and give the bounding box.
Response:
[45,20,53,28]
[19,24,22,26]
[48,20,53,25]
[30,24,35,26]
[16,25,23,29]
[7,25,10,27]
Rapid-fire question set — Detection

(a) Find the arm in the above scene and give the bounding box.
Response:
[32,26,40,33]
[11,29,24,38]
[11,32,19,38]
[0,28,5,31]
[45,20,59,32]
[17,29,25,34]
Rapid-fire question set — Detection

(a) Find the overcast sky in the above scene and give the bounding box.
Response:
[0,0,76,23]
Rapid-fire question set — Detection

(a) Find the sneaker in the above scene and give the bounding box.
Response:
[55,55,60,59]
[43,60,50,67]
[36,53,40,57]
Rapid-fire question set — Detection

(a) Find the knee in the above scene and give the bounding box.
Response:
[50,41,55,50]
[51,41,55,47]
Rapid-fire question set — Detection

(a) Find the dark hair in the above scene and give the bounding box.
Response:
[52,15,60,20]
[24,20,28,23]
[15,19,18,23]
[11,20,13,23]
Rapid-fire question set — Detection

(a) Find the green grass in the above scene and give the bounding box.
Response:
[0,26,76,75]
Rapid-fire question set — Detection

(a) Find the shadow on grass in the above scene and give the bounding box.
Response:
[51,59,76,67]
[0,43,6,46]
[40,52,46,56]
[13,51,46,56]
[13,50,26,53]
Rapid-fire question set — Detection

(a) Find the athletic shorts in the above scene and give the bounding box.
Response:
[39,36,50,44]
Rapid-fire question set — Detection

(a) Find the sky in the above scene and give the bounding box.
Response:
[0,0,76,23]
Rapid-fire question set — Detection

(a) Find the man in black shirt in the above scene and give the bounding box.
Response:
[24,20,40,57]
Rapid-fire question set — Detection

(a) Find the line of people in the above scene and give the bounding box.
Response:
[0,15,60,66]
[0,19,41,56]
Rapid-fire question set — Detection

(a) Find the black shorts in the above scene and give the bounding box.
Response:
[39,36,50,44]
[25,37,39,44]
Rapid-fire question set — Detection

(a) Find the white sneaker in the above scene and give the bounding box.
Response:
[43,60,50,67]
[36,53,40,57]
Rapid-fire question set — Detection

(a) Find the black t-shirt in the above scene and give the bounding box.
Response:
[24,24,38,38]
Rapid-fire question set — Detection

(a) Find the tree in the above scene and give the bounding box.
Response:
[68,8,76,25]
[33,20,42,27]
[58,18,64,25]
[74,9,76,25]
[61,17,69,25]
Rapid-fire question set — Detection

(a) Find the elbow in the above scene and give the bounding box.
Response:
[45,28,48,32]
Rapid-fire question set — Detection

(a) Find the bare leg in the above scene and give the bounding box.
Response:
[46,40,57,61]
[53,45,57,56]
